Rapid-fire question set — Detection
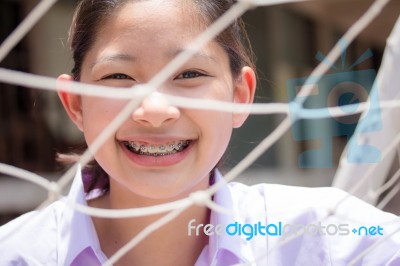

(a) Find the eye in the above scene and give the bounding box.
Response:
[102,73,134,80]
[176,70,206,79]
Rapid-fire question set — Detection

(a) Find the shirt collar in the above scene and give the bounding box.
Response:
[204,170,256,265]
[58,165,105,266]
[58,167,256,265]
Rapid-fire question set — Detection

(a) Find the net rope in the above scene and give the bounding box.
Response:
[0,0,399,265]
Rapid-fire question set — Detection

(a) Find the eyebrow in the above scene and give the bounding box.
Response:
[167,49,218,63]
[90,53,136,69]
[90,49,218,70]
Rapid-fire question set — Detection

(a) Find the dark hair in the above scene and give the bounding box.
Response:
[70,0,255,80]
[66,0,255,193]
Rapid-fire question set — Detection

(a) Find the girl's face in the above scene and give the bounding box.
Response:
[59,1,255,200]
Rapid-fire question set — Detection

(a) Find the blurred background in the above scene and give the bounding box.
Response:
[0,0,399,224]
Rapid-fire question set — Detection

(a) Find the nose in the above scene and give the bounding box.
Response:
[131,92,180,127]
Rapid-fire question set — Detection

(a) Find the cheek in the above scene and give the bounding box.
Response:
[207,114,233,167]
[191,109,233,156]
[185,82,235,148]
[207,80,234,101]
[80,98,126,143]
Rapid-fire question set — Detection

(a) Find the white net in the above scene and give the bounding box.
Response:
[0,0,399,265]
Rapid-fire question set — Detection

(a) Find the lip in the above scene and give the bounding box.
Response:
[119,139,195,167]
[118,136,192,144]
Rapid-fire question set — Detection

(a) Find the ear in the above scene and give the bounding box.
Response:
[57,74,84,132]
[232,66,256,128]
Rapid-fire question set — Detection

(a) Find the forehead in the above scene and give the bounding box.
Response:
[83,0,229,72]
[101,1,203,43]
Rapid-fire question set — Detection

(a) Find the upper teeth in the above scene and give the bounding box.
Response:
[127,140,190,154]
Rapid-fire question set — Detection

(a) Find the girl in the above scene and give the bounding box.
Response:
[0,0,399,265]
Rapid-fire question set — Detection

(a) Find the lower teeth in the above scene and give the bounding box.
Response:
[126,141,190,156]
[139,151,176,157]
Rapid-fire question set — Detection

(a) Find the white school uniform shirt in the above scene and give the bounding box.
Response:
[0,166,399,265]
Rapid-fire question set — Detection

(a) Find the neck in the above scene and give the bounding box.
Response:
[89,179,210,266]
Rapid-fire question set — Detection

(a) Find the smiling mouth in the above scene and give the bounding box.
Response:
[123,140,192,156]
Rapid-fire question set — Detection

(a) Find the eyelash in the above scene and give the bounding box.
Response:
[102,73,133,80]
[101,70,207,81]
[176,70,206,79]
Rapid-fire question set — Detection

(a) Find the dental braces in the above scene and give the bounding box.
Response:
[126,140,191,156]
